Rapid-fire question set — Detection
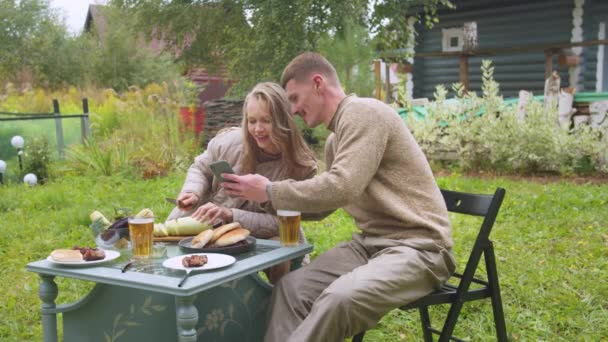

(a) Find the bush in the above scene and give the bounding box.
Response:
[404,60,608,175]
[23,136,52,184]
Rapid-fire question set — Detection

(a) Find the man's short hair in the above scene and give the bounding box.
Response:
[280,52,340,88]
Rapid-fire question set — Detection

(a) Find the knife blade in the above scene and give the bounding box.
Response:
[165,197,178,205]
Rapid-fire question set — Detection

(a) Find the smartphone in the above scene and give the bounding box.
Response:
[209,160,235,183]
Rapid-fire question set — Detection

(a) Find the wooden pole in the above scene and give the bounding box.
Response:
[544,49,553,79]
[459,55,469,91]
[53,99,64,159]
[81,98,91,143]
[374,60,382,100]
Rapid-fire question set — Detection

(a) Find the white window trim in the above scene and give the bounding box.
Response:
[442,28,464,52]
[597,22,605,92]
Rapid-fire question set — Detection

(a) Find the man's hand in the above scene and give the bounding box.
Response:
[221,173,270,203]
[191,202,233,226]
[176,193,199,211]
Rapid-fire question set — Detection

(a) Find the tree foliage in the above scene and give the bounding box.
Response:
[0,0,182,90]
[112,0,453,95]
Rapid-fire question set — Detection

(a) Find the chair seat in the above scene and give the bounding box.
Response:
[401,279,492,310]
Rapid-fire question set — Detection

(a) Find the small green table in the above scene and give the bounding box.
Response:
[27,239,312,342]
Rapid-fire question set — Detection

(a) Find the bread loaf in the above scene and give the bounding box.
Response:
[209,222,241,244]
[191,229,214,249]
[51,249,84,262]
[214,228,250,247]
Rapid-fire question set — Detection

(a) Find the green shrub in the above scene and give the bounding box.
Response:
[403,60,608,175]
[23,136,52,184]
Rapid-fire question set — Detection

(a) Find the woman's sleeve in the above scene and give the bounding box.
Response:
[179,139,220,201]
[230,208,279,239]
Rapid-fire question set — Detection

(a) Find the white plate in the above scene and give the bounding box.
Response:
[162,253,236,272]
[46,249,120,267]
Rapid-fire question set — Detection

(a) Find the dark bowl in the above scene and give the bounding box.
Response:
[95,228,131,250]
[179,236,256,255]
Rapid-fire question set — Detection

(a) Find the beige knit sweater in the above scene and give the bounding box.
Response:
[170,128,317,240]
[270,95,453,248]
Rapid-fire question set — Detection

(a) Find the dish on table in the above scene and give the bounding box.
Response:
[47,249,120,267]
[179,236,256,255]
[162,253,236,272]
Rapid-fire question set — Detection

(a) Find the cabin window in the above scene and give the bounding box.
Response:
[442,28,464,52]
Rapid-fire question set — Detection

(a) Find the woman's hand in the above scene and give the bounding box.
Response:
[191,202,233,226]
[177,193,199,211]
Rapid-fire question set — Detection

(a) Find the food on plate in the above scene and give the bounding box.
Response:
[191,229,214,249]
[154,216,211,237]
[51,249,84,262]
[90,211,111,227]
[209,222,241,244]
[213,228,250,247]
[187,223,251,249]
[107,217,129,231]
[182,254,208,267]
[135,208,154,218]
[73,246,106,261]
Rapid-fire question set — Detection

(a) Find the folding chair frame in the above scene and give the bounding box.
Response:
[352,187,508,342]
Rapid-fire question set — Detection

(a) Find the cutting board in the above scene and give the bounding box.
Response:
[153,236,193,242]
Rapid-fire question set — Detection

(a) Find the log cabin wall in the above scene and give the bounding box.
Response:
[412,0,575,99]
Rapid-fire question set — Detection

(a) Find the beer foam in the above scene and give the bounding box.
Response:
[277,210,300,217]
[128,217,154,224]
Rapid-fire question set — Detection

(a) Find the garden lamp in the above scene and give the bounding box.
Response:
[11,135,24,172]
[0,160,6,185]
[24,173,37,186]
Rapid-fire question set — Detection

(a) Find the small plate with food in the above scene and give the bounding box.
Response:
[47,247,120,266]
[162,253,236,272]
[163,253,236,286]
[178,222,256,255]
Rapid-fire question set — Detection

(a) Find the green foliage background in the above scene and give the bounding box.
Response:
[0,173,606,340]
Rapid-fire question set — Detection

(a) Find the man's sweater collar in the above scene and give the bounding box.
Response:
[328,94,356,132]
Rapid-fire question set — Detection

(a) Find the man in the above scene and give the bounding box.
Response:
[222,52,455,342]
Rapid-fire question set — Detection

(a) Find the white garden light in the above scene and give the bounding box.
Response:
[11,135,24,149]
[11,135,25,172]
[24,173,37,186]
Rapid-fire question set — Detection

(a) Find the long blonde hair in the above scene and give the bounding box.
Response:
[241,82,316,179]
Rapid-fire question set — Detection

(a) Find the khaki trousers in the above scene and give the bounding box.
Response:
[264,234,456,342]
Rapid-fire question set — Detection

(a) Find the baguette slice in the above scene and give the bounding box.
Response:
[214,228,250,247]
[50,249,84,262]
[191,229,214,249]
[209,222,241,244]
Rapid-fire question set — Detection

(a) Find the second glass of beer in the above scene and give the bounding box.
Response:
[128,216,154,258]
[277,210,300,247]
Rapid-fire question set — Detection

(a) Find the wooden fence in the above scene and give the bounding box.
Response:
[0,98,91,158]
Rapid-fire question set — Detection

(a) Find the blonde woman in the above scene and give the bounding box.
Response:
[168,82,317,282]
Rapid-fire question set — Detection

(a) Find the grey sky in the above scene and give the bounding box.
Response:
[49,0,108,34]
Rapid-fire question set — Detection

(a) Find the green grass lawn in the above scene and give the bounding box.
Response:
[1,173,606,341]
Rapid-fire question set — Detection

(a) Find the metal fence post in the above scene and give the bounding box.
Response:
[81,98,91,143]
[53,99,64,159]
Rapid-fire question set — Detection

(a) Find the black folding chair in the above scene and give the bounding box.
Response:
[352,187,508,342]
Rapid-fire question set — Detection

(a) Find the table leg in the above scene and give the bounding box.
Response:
[175,295,198,342]
[38,274,59,342]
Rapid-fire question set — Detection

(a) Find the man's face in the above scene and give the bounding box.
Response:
[285,77,324,128]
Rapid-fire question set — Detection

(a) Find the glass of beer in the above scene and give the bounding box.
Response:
[128,217,154,258]
[277,210,300,247]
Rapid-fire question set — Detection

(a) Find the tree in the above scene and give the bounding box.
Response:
[371,0,455,57]
[110,0,454,94]
[0,0,66,84]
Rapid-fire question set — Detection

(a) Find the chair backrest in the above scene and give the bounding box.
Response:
[440,188,506,290]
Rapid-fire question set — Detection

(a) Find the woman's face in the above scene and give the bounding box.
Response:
[246,96,280,154]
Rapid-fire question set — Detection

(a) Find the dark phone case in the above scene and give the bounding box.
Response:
[209,160,235,182]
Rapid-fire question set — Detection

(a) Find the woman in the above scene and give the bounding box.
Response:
[168,82,317,282]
